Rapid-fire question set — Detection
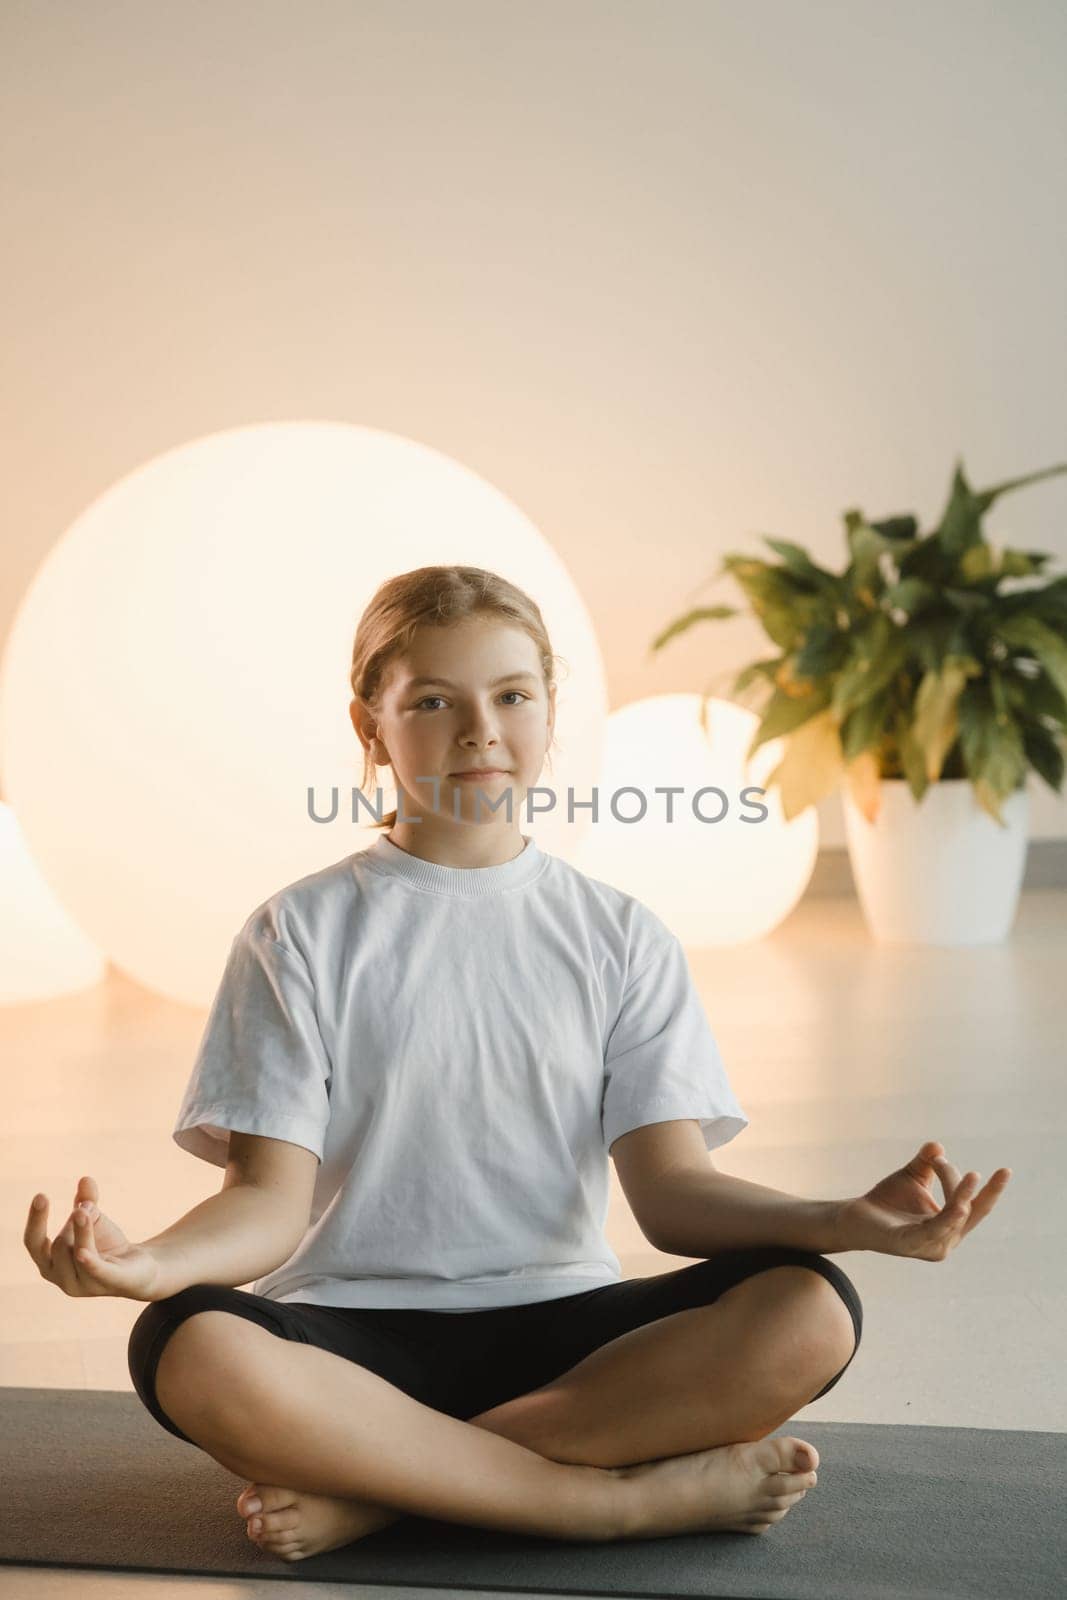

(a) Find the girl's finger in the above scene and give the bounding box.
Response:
[23,1195,52,1273]
[928,1172,974,1237]
[60,1216,81,1255]
[60,1200,93,1251]
[74,1228,118,1293]
[932,1154,963,1204]
[947,1172,980,1222]
[75,1246,100,1276]
[960,1170,1011,1237]
[71,1210,97,1285]
[919,1179,974,1257]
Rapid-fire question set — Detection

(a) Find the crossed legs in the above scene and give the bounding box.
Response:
[152,1265,857,1545]
[479,1265,858,1467]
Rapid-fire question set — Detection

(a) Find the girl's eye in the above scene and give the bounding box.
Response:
[415,692,528,711]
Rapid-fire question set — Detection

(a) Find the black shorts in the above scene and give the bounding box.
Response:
[128,1245,862,1447]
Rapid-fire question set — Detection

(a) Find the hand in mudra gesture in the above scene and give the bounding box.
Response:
[25,1175,161,1300]
[837,1141,1011,1260]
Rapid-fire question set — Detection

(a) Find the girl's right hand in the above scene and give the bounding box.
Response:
[24,1176,162,1302]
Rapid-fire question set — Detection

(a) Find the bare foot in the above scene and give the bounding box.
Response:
[615,1435,820,1541]
[237,1480,402,1561]
[234,1434,820,1557]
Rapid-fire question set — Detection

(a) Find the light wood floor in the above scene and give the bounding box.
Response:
[2,885,1063,1598]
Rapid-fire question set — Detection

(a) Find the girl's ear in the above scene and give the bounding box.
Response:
[349,698,378,755]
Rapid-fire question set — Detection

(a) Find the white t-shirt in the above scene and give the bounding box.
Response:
[172,831,748,1310]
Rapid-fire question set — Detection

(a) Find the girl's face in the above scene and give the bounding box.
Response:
[351,618,556,831]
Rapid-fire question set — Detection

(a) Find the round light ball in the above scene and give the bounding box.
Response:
[570,693,818,945]
[0,423,607,1006]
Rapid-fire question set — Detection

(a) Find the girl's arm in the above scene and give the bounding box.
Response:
[25,1138,316,1302]
[143,1132,319,1297]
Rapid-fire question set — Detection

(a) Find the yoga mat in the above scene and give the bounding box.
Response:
[1,1387,1064,1598]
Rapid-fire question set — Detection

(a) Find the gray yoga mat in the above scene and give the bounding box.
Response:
[1,1386,1064,1598]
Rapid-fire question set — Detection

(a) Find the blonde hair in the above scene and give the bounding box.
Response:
[350,565,565,831]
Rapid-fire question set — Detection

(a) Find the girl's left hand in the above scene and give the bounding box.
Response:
[836,1141,1011,1259]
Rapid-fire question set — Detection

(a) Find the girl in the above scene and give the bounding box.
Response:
[27,565,1006,1563]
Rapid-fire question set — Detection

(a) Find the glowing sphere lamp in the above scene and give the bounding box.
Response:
[570,694,818,945]
[0,423,608,1007]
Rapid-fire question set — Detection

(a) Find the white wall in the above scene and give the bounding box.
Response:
[2,0,1064,842]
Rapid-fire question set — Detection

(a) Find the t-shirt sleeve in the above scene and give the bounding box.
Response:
[172,913,333,1169]
[601,928,748,1157]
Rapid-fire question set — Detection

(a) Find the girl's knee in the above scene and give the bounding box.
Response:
[128,1285,242,1382]
[151,1308,270,1444]
[762,1249,863,1352]
[160,1305,267,1380]
[806,1259,863,1355]
[130,1290,263,1426]
[738,1258,861,1369]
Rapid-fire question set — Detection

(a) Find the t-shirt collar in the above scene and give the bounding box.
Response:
[358,831,545,898]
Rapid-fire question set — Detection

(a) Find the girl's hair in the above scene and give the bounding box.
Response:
[350,565,566,831]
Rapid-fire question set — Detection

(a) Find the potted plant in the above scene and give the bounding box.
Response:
[650,459,1067,944]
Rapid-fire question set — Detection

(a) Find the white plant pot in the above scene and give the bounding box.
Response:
[842,778,1029,946]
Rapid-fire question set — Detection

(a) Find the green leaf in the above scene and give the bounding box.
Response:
[906,613,969,673]
[883,577,938,616]
[649,605,740,654]
[1020,723,1065,794]
[1016,665,1067,727]
[957,682,1028,808]
[831,615,911,719]
[989,668,1011,721]
[934,461,984,561]
[761,537,840,590]
[840,687,892,761]
[730,657,783,696]
[934,457,1067,595]
[1029,578,1067,625]
[943,586,993,614]
[995,573,1067,623]
[792,622,851,680]
[960,544,996,583]
[869,515,919,542]
[722,556,828,650]
[842,513,900,594]
[994,615,1067,706]
[748,681,834,755]
[972,460,1067,515]
[894,706,931,801]
[1000,674,1028,710]
[998,548,1053,578]
[898,528,956,586]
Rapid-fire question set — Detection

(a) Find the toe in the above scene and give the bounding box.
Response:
[793,1442,819,1471]
[261,1507,301,1536]
[770,1486,809,1508]
[258,1484,295,1512]
[263,1529,298,1551]
[237,1484,262,1514]
[782,1465,818,1492]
